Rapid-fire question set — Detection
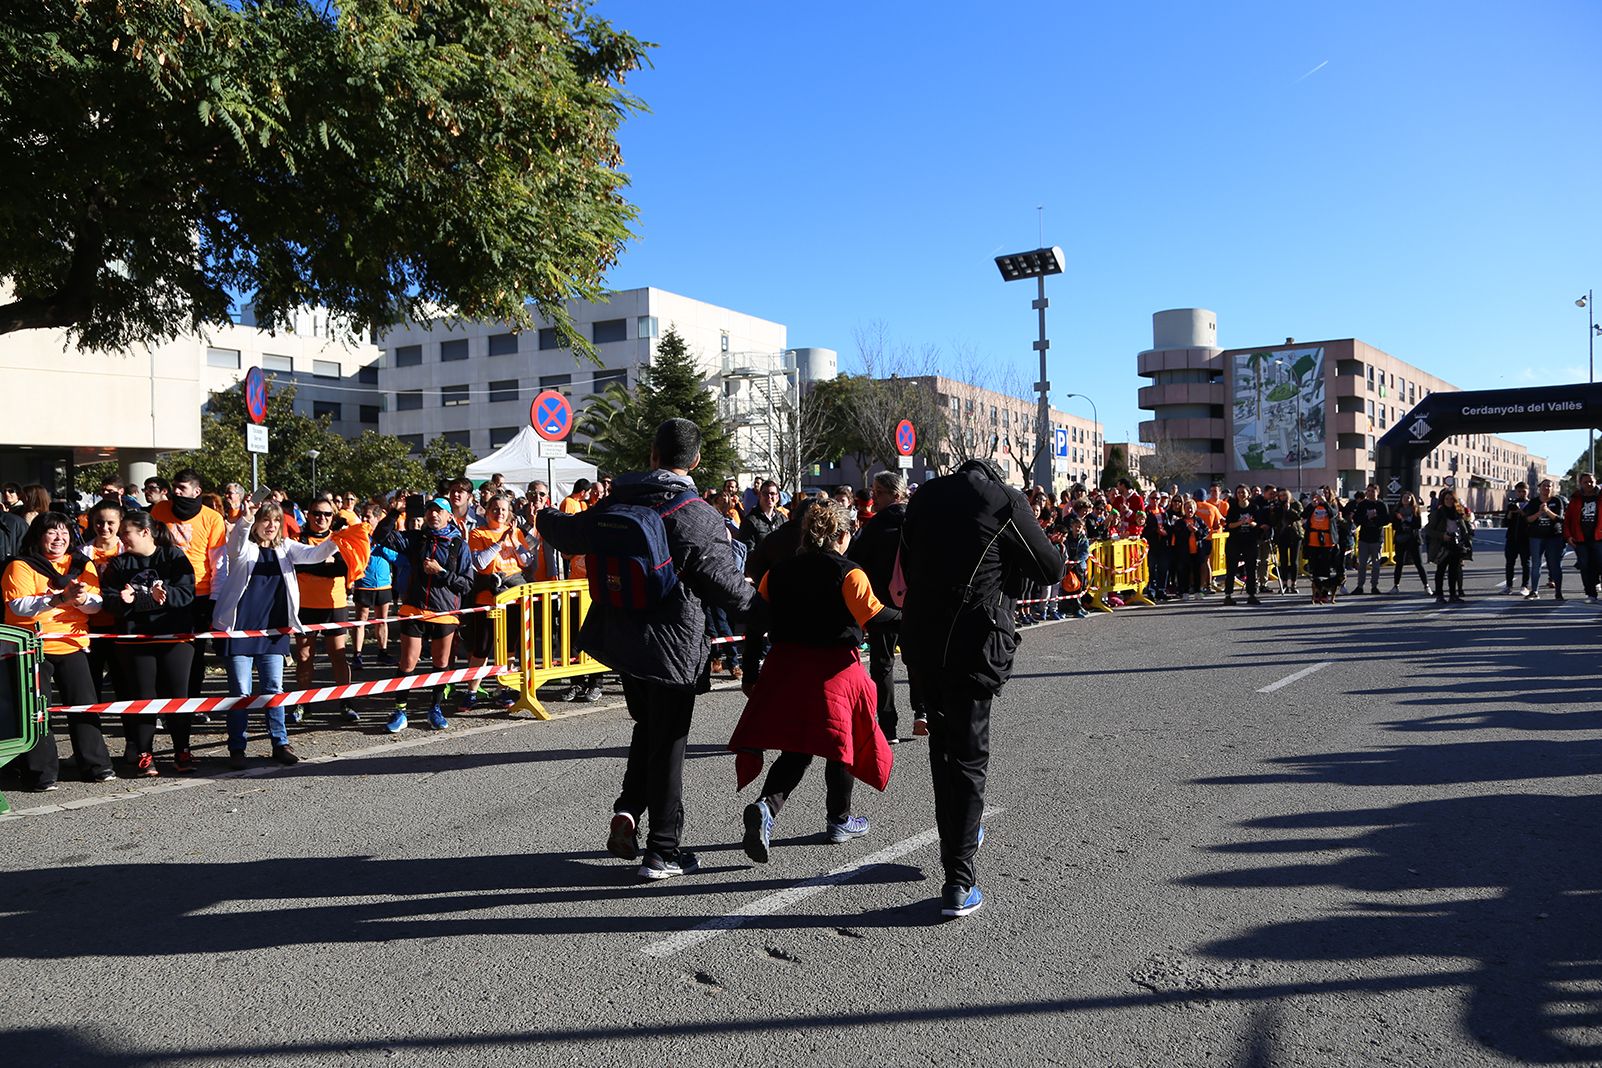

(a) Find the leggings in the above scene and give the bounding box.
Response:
[1392,540,1429,588]
[43,652,113,777]
[116,643,195,754]
[1435,552,1464,598]
[1185,551,1207,594]
[761,752,854,826]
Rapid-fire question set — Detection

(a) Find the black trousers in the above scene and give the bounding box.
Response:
[761,752,853,825]
[117,643,195,753]
[1435,552,1464,598]
[917,671,991,889]
[187,597,215,698]
[1225,541,1258,599]
[868,628,899,739]
[1393,540,1429,587]
[616,674,696,858]
[1504,544,1531,589]
[43,652,112,778]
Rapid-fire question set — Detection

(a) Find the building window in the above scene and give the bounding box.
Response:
[442,429,472,448]
[1366,365,1375,389]
[357,365,378,385]
[1367,399,1375,420]
[207,347,241,369]
[395,344,422,367]
[359,404,380,424]
[592,318,627,344]
[312,359,340,379]
[399,434,423,454]
[539,373,571,391]
[263,354,294,374]
[593,369,627,392]
[442,384,470,407]
[1378,407,1387,429]
[313,400,342,421]
[487,332,519,356]
[396,390,423,412]
[441,339,469,362]
[637,316,659,339]
[490,425,518,449]
[489,379,519,403]
[538,327,563,350]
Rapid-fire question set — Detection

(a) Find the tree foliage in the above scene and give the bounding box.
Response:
[1100,444,1130,490]
[1142,436,1212,493]
[574,326,738,481]
[0,0,649,353]
[420,435,476,490]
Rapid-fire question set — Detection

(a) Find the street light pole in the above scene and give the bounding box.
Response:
[994,246,1066,491]
[1063,392,1099,487]
[306,449,321,497]
[1581,291,1598,476]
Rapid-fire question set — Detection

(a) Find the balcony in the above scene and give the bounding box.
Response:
[1138,417,1226,443]
[1138,382,1225,409]
[1137,348,1223,377]
[1333,411,1369,436]
[1332,374,1364,398]
[1333,447,1370,470]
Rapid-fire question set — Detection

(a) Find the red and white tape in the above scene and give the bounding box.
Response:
[48,666,506,717]
[59,603,497,643]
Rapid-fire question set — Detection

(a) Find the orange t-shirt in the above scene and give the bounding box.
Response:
[3,556,99,655]
[468,524,530,605]
[148,500,227,596]
[559,494,589,578]
[1193,500,1221,533]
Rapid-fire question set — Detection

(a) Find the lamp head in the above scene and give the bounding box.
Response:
[1580,296,1591,309]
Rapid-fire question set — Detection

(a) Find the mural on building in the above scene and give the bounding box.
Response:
[1231,346,1326,471]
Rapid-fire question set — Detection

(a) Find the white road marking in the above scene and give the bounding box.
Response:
[1257,662,1332,693]
[640,807,1005,959]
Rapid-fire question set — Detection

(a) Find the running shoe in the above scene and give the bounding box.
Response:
[743,800,773,863]
[941,884,985,918]
[286,705,305,725]
[639,850,700,881]
[579,683,602,703]
[827,815,870,843]
[173,749,196,775]
[90,768,117,783]
[36,780,60,792]
[136,752,159,778]
[385,709,409,733]
[977,824,986,851]
[607,811,639,861]
[350,652,365,674]
[341,704,360,723]
[427,705,449,730]
[912,715,929,737]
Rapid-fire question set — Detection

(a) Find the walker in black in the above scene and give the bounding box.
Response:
[898,460,1063,917]
[847,499,905,740]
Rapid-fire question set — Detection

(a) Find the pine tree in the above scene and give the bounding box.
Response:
[576,326,738,481]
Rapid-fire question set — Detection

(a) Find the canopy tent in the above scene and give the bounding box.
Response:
[464,426,598,500]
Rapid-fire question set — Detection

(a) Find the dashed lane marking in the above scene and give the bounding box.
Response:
[1257,661,1332,693]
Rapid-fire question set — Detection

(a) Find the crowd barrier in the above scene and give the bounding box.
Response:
[491,579,607,720]
[0,625,46,814]
[1087,538,1154,612]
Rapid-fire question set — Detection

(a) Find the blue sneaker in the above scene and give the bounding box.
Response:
[428,705,449,730]
[977,824,986,851]
[286,705,304,725]
[743,800,774,863]
[941,884,985,918]
[384,709,408,733]
[827,815,870,843]
[341,703,360,723]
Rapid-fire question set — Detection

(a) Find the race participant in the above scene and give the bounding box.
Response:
[731,500,898,863]
[351,502,399,672]
[3,513,110,787]
[848,471,909,742]
[212,499,364,768]
[289,497,370,724]
[100,512,198,777]
[898,458,1062,919]
[374,497,474,732]
[1303,491,1342,605]
[147,469,227,705]
[1426,489,1472,603]
[1389,491,1431,594]
[1501,482,1532,594]
[1523,479,1565,601]
[1348,484,1391,594]
[461,494,536,710]
[1222,484,1263,606]
[1563,472,1602,601]
[536,419,752,882]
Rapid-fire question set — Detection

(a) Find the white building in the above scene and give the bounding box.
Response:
[375,287,790,462]
[216,303,383,442]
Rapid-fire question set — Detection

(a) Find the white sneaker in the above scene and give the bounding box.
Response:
[1525,590,1539,600]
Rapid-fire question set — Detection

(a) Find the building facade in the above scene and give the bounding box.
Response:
[376,287,789,459]
[1138,309,1548,510]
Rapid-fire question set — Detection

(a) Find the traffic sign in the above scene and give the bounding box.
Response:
[537,439,568,459]
[245,424,269,455]
[531,389,573,442]
[1053,427,1069,458]
[244,366,269,425]
[894,419,917,457]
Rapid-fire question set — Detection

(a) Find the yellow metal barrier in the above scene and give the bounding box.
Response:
[491,578,606,719]
[1087,537,1155,612]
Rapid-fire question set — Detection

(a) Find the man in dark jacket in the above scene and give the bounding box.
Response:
[899,459,1063,918]
[537,418,752,881]
[737,480,786,553]
[1501,482,1531,594]
[848,471,909,742]
[1348,483,1391,594]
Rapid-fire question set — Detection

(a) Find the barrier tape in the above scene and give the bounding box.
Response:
[46,666,507,717]
[54,603,497,643]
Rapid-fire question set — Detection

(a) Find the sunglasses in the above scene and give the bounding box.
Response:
[310,511,334,518]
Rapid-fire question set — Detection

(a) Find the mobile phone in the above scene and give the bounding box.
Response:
[406,493,427,517]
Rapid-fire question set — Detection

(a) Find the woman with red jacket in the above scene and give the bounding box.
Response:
[729,500,899,863]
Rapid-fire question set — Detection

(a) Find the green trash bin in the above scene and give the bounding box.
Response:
[0,623,46,815]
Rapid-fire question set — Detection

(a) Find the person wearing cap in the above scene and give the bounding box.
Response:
[373,496,475,731]
[898,458,1062,919]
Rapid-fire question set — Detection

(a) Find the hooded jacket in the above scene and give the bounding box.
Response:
[374,515,474,615]
[898,462,1063,697]
[536,469,752,690]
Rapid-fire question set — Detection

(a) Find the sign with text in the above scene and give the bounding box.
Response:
[245,424,269,455]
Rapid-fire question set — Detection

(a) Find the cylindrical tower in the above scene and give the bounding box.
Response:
[1137,309,1226,484]
[792,347,838,385]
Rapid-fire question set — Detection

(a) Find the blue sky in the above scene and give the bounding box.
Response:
[598,1,1601,471]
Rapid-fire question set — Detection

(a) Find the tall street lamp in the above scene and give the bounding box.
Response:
[1273,357,1304,494]
[1062,392,1099,488]
[306,449,321,497]
[994,246,1066,490]
[1579,291,1600,476]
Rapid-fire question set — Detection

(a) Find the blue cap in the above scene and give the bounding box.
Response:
[428,497,451,511]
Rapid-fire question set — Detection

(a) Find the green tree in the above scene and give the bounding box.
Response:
[575,326,738,480]
[325,432,429,501]
[159,381,351,499]
[1100,444,1131,490]
[420,435,476,489]
[0,1,648,354]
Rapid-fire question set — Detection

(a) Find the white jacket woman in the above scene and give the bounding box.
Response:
[211,501,354,633]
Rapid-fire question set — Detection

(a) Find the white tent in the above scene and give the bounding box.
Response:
[464,426,598,499]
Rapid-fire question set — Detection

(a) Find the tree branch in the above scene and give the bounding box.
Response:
[0,189,106,337]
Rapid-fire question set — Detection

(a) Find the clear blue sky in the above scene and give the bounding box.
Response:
[598,1,1601,472]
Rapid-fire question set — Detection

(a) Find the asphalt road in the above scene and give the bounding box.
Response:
[3,546,1599,1067]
